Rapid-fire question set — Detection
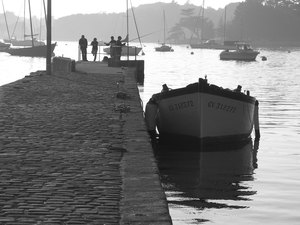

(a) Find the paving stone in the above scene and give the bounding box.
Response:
[0,63,171,224]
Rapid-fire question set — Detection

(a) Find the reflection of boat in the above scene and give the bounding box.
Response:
[103,46,142,56]
[155,139,259,214]
[155,10,174,52]
[220,43,260,61]
[145,78,259,144]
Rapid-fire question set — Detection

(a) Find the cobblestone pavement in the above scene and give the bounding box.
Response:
[0,67,172,225]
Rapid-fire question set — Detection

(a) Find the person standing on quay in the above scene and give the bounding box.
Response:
[79,35,88,61]
[105,36,117,59]
[91,37,99,61]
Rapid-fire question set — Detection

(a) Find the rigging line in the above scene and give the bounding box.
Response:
[1,0,11,41]
[11,15,20,38]
[129,31,157,42]
[9,4,23,38]
[129,0,144,53]
[189,3,203,43]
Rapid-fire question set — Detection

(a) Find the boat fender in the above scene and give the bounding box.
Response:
[254,100,260,140]
[145,98,158,136]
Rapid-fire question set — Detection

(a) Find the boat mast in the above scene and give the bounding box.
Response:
[46,0,52,75]
[223,5,227,43]
[24,0,26,41]
[163,10,166,45]
[1,0,11,41]
[28,0,34,46]
[201,0,205,43]
[126,0,129,60]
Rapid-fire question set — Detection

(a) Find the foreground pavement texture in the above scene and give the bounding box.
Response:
[0,62,172,224]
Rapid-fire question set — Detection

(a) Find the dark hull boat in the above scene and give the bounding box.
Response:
[145,78,260,144]
[5,43,56,57]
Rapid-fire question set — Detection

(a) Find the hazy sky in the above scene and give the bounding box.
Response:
[2,0,243,19]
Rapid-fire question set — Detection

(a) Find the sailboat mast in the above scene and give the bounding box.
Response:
[43,0,47,28]
[223,6,227,43]
[28,0,34,46]
[163,10,166,44]
[24,0,26,41]
[201,0,205,42]
[126,0,129,60]
[1,0,11,41]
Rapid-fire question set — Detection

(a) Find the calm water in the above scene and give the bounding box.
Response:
[1,42,300,224]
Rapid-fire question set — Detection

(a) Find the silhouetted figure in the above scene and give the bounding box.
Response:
[115,36,126,60]
[91,37,98,61]
[161,84,170,92]
[234,85,242,92]
[105,36,117,59]
[79,35,88,61]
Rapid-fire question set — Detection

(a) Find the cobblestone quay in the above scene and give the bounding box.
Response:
[0,61,172,224]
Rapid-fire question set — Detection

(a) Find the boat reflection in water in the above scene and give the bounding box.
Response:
[154,138,259,223]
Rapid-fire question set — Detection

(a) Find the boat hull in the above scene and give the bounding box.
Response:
[5,43,56,57]
[220,50,260,61]
[147,80,256,144]
[155,45,174,52]
[4,39,45,47]
[190,43,237,50]
[103,46,142,56]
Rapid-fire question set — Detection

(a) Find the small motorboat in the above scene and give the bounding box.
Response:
[220,43,259,61]
[155,43,174,52]
[145,78,260,144]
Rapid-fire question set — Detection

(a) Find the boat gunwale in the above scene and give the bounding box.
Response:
[153,79,256,105]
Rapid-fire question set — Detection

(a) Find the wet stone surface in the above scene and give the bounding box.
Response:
[0,72,124,224]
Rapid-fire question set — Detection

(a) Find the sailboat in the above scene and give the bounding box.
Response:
[190,2,237,50]
[5,0,56,57]
[155,10,174,52]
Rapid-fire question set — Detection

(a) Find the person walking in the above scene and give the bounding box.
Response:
[91,37,99,61]
[79,35,88,61]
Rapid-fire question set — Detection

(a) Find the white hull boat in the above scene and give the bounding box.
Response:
[145,78,260,144]
[103,46,142,56]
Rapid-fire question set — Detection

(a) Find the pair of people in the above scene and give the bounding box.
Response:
[79,35,98,61]
[105,36,126,60]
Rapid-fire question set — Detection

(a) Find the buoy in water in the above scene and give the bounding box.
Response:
[191,52,194,55]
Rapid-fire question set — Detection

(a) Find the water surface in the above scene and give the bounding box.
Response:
[1,42,300,224]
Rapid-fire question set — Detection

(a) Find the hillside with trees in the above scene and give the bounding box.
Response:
[1,1,300,47]
[225,0,300,46]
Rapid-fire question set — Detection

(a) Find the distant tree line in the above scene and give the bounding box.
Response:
[168,0,300,45]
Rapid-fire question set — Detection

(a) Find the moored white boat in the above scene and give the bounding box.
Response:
[220,43,260,61]
[145,78,260,144]
[103,45,142,56]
